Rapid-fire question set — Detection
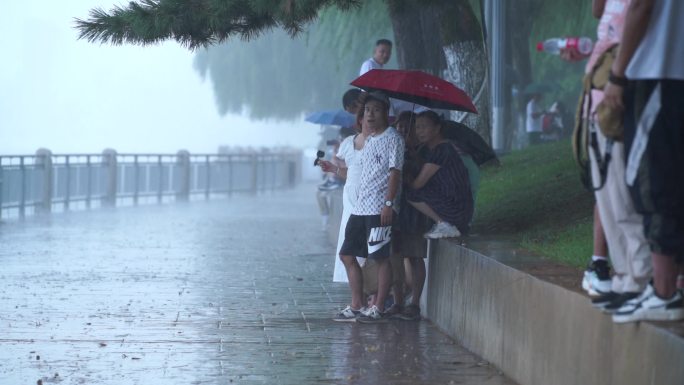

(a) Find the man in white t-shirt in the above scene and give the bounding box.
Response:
[359,39,392,76]
[602,0,684,323]
[358,39,420,116]
[526,93,544,145]
[333,91,405,323]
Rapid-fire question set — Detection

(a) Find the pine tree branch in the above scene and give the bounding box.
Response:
[74,0,361,49]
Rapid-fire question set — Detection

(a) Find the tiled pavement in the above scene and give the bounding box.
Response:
[0,184,515,385]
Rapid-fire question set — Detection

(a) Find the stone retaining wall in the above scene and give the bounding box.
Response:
[427,240,684,385]
[326,192,684,385]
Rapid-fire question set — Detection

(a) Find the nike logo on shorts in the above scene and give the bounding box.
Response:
[367,226,391,254]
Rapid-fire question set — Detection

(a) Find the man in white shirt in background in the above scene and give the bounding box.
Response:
[526,93,544,145]
[358,39,419,117]
[359,39,392,76]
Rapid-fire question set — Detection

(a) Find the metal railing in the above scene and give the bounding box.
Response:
[0,149,301,219]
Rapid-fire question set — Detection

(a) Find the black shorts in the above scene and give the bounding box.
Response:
[624,79,684,260]
[339,214,392,260]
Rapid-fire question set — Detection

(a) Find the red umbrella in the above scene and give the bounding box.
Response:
[350,69,478,113]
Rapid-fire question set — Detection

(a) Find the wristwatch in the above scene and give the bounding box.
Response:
[384,200,393,207]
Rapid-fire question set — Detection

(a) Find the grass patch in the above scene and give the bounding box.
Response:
[474,140,594,267]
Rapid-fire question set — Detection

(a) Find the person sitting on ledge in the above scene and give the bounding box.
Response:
[407,110,474,239]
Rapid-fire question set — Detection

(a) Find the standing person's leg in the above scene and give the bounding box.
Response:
[408,258,426,306]
[604,139,651,294]
[357,215,394,323]
[589,123,646,311]
[341,255,364,309]
[613,79,684,323]
[334,215,368,322]
[374,258,392,312]
[385,232,405,316]
[652,252,679,298]
[583,205,612,296]
[403,259,414,295]
[594,205,609,258]
[397,257,425,321]
[316,190,330,228]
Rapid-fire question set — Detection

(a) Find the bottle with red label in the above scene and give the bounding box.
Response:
[536,37,593,56]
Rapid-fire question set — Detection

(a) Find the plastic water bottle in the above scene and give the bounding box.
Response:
[536,37,593,56]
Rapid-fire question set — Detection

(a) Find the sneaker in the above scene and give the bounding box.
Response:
[396,304,421,321]
[318,179,336,191]
[333,305,365,322]
[424,222,461,239]
[581,259,612,296]
[425,223,439,234]
[318,179,343,191]
[384,304,404,318]
[356,305,389,323]
[613,285,684,323]
[601,292,640,314]
[591,291,620,309]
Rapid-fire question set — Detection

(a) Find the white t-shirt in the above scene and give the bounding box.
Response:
[353,127,405,216]
[336,135,363,188]
[526,99,543,133]
[626,0,684,80]
[359,58,383,76]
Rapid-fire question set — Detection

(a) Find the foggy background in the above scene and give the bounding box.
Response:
[0,0,318,155]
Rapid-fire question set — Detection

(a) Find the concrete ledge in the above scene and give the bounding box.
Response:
[324,192,683,384]
[427,240,684,385]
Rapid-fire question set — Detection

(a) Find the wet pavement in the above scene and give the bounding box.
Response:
[0,184,516,385]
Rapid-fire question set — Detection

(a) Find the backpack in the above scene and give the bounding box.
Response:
[572,44,620,191]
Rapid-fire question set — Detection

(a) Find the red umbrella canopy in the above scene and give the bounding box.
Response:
[351,69,478,113]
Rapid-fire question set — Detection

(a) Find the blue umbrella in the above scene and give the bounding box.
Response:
[305,109,356,127]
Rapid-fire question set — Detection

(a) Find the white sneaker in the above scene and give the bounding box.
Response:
[582,270,612,296]
[424,223,439,235]
[424,222,461,239]
[333,305,366,322]
[612,285,684,323]
[357,305,388,323]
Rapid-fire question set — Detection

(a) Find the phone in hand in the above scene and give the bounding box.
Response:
[313,150,325,166]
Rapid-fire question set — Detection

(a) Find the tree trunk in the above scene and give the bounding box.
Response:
[387,0,491,144]
[442,40,491,144]
[438,0,491,144]
[387,2,446,74]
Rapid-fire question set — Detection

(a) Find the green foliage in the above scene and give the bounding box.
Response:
[193,0,395,120]
[75,0,360,49]
[522,219,593,268]
[474,140,594,267]
[527,2,598,111]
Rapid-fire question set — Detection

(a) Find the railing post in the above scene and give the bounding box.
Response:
[270,155,276,191]
[289,154,297,188]
[205,155,211,200]
[35,148,53,215]
[102,149,118,207]
[0,156,3,220]
[64,155,71,211]
[19,157,26,218]
[157,155,163,204]
[176,150,190,202]
[227,155,233,196]
[133,155,139,206]
[251,154,258,194]
[86,155,92,209]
